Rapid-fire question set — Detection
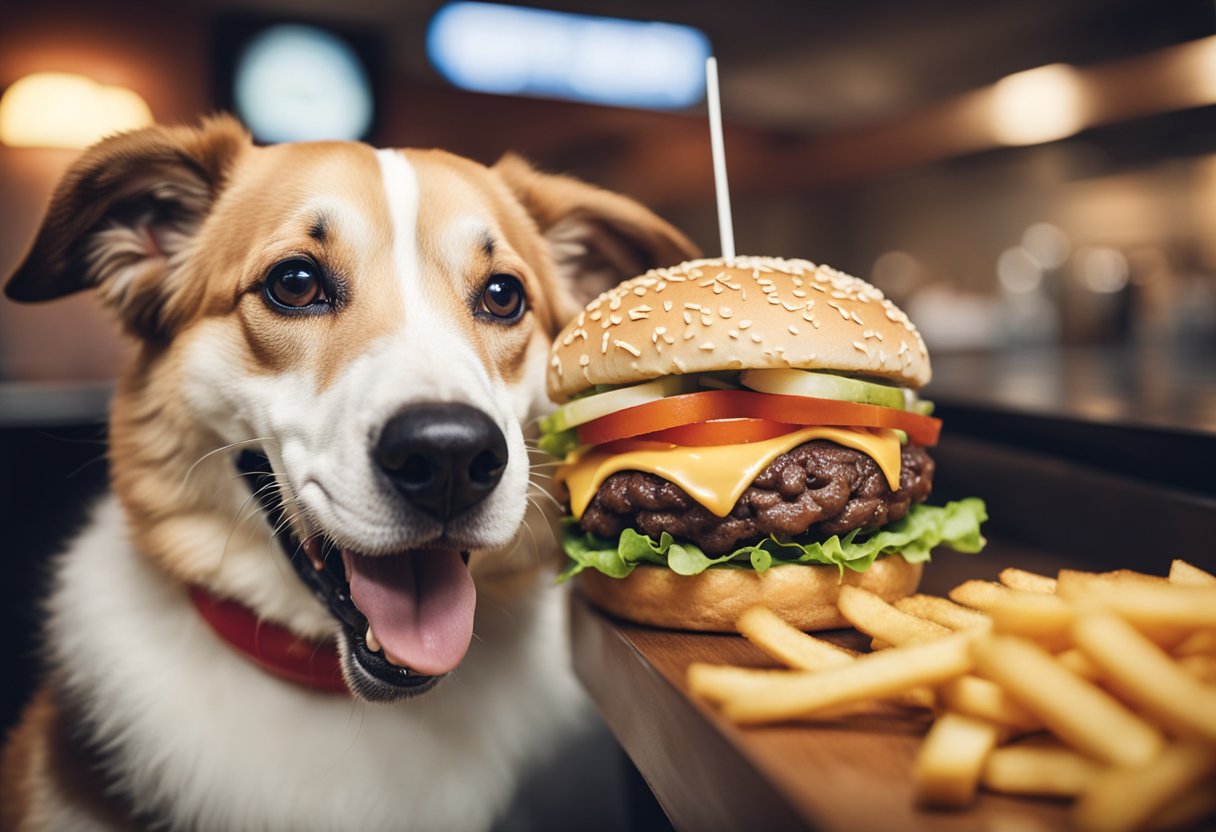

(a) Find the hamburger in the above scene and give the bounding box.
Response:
[541,256,986,631]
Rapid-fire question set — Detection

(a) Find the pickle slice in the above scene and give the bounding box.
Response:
[739,368,906,409]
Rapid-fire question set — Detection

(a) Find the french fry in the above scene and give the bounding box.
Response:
[1057,568,1167,592]
[912,712,1002,808]
[837,585,951,646]
[1056,580,1216,631]
[948,580,1012,611]
[721,633,976,725]
[1177,654,1216,684]
[981,743,1099,797]
[1173,630,1216,656]
[1073,743,1216,832]
[733,607,935,709]
[1072,612,1216,744]
[1056,648,1102,681]
[895,594,991,631]
[736,606,857,671]
[970,634,1165,767]
[689,663,929,717]
[936,674,1042,732]
[1168,559,1216,587]
[986,590,1075,648]
[687,663,797,705]
[998,567,1057,593]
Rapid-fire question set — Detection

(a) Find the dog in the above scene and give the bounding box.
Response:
[0,114,697,831]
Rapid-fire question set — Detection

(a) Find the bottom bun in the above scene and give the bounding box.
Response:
[578,556,923,632]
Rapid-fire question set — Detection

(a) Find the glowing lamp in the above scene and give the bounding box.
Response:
[0,72,153,149]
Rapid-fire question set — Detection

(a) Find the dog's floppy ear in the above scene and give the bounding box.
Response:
[493,154,700,325]
[5,114,249,338]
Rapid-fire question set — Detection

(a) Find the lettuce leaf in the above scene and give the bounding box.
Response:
[558,498,987,582]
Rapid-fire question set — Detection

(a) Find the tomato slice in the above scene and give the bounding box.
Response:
[576,390,942,447]
[638,419,800,446]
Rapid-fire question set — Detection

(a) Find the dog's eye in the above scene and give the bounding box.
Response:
[265,259,328,310]
[480,275,526,321]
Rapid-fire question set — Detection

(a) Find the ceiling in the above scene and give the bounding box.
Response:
[189,0,1216,135]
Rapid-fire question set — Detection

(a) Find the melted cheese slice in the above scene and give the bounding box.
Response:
[558,427,902,520]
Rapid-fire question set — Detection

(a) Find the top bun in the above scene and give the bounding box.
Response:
[548,256,930,402]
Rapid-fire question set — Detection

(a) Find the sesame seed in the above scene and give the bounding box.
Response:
[792,289,807,298]
[828,301,849,320]
[767,296,781,305]
[609,296,622,310]
[628,307,650,321]
[663,300,673,312]
[633,286,646,296]
[672,357,687,371]
[852,341,868,353]
[719,306,733,318]
[601,332,610,353]
[850,311,864,325]
[684,302,702,310]
[561,332,574,346]
[663,334,676,345]
[683,330,696,340]
[781,301,802,312]
[682,312,693,325]
[576,311,586,327]
[589,309,603,321]
[739,319,752,329]
[579,354,590,366]
[713,284,724,294]
[610,313,623,326]
[728,329,739,340]
[761,285,776,294]
[698,341,715,351]
[788,325,799,335]
[750,333,763,343]
[614,339,641,357]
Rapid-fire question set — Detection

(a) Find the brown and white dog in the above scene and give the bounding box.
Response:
[0,115,696,831]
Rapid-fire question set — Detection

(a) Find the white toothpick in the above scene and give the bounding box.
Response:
[705,56,735,262]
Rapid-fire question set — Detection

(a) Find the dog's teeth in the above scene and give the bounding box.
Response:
[302,537,324,571]
[365,626,381,653]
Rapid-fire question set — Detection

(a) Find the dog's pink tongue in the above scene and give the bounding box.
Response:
[343,549,476,676]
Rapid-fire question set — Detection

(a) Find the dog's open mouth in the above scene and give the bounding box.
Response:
[237,452,475,698]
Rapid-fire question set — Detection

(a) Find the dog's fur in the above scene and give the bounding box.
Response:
[0,115,697,831]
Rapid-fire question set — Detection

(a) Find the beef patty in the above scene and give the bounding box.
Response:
[578,441,935,555]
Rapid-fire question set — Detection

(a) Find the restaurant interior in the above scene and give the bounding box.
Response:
[1,1,1214,828]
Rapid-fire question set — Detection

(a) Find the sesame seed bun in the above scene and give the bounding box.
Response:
[547,256,930,403]
[578,556,923,632]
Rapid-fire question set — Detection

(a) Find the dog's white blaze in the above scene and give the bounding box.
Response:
[376,150,496,399]
[375,149,423,296]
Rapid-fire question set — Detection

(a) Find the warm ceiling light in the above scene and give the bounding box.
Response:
[0,72,153,149]
[989,63,1087,146]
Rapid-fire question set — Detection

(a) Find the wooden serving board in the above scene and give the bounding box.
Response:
[570,542,1088,832]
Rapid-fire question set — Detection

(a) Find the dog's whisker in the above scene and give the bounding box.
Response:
[183,437,273,488]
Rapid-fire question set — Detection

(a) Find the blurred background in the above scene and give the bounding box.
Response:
[2,0,1215,827]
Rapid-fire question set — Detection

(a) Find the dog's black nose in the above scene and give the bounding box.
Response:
[374,403,508,522]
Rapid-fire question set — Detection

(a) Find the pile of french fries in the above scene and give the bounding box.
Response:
[688,559,1216,832]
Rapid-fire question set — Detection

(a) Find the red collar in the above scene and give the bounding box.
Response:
[189,586,350,696]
